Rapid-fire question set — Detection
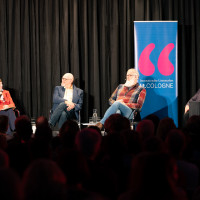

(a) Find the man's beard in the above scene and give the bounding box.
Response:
[124,79,137,87]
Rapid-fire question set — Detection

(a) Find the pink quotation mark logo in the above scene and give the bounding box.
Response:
[157,43,174,76]
[139,43,155,76]
[139,43,175,76]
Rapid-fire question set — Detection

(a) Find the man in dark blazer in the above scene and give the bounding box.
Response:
[184,89,200,122]
[49,73,83,128]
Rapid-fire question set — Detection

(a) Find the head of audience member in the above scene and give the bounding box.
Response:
[87,126,102,136]
[143,136,164,153]
[124,68,139,87]
[0,115,8,134]
[0,149,9,167]
[121,129,142,155]
[0,168,22,200]
[23,159,66,200]
[61,73,74,89]
[57,149,90,187]
[145,114,160,135]
[104,114,130,134]
[34,125,52,143]
[165,129,186,159]
[75,128,102,160]
[127,152,181,200]
[156,117,176,141]
[103,131,127,158]
[15,115,32,142]
[36,116,49,128]
[136,119,154,142]
[59,120,80,149]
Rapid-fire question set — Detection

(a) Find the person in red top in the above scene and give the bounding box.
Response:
[96,68,146,130]
[0,79,16,134]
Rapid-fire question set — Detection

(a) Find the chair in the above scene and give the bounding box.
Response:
[130,108,141,130]
[132,109,141,121]
[14,108,20,118]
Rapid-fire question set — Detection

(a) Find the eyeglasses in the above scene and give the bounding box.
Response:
[126,74,138,77]
[62,78,72,81]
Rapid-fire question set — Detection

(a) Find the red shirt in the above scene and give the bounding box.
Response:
[109,83,146,109]
[0,90,15,111]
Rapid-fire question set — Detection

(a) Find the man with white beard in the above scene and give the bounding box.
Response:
[96,68,146,130]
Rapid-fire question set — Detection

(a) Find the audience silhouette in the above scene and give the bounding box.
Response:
[1,113,200,199]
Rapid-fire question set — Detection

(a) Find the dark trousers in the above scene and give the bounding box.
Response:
[50,102,76,128]
[0,108,16,134]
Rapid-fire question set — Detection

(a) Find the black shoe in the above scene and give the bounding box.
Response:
[48,121,54,129]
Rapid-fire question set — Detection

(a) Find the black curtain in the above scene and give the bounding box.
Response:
[0,0,199,127]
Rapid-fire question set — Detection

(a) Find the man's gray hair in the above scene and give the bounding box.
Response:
[62,73,74,81]
[127,68,139,77]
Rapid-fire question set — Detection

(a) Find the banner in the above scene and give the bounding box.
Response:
[134,21,178,126]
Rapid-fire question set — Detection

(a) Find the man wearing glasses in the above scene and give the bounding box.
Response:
[96,68,146,130]
[49,73,83,128]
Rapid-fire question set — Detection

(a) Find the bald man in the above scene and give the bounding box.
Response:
[49,73,83,128]
[96,68,146,130]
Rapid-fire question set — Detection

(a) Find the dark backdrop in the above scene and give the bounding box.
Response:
[0,0,199,127]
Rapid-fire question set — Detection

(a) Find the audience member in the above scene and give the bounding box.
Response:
[76,128,118,199]
[0,115,8,134]
[145,114,160,135]
[0,115,10,143]
[23,159,67,200]
[14,115,33,142]
[0,167,22,200]
[119,152,187,200]
[166,129,199,197]
[6,115,32,177]
[29,125,53,160]
[57,149,90,188]
[0,149,9,167]
[143,136,164,153]
[136,119,154,142]
[184,115,200,153]
[104,113,130,134]
[36,116,49,128]
[156,117,176,141]
[59,120,80,149]
[75,128,102,160]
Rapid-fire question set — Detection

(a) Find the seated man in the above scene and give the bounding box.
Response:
[49,73,83,128]
[184,89,200,122]
[0,79,16,134]
[96,68,146,130]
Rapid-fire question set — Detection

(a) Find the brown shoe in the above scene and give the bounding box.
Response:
[96,122,103,130]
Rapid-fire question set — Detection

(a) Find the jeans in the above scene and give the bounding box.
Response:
[50,102,76,128]
[0,108,16,134]
[100,101,133,124]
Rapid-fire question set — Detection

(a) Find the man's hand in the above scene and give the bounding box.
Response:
[116,99,126,105]
[65,101,75,111]
[185,105,189,113]
[3,105,9,109]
